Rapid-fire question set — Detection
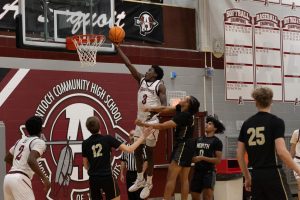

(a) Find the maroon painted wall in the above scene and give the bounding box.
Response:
[0,4,224,199]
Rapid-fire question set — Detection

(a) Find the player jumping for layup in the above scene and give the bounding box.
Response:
[114,44,167,199]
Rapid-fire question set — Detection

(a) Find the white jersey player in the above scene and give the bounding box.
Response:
[136,77,164,146]
[290,129,300,199]
[4,116,50,200]
[114,44,167,199]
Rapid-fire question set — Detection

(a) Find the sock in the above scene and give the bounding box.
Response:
[146,176,153,184]
[137,172,144,180]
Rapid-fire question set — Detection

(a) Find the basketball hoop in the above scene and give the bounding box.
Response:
[67,34,106,67]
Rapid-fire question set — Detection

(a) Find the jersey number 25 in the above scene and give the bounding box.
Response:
[247,127,265,146]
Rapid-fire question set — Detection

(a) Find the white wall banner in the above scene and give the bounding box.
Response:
[201,0,300,102]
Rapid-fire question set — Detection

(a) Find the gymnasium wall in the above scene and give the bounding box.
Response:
[2,0,300,198]
[0,59,205,200]
[2,49,300,199]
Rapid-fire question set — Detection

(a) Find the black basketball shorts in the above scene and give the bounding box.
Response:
[89,175,120,200]
[171,140,195,167]
[190,170,216,193]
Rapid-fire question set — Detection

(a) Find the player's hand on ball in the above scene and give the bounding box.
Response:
[108,26,125,44]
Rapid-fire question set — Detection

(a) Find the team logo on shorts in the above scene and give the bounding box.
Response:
[20,79,129,200]
[134,11,159,36]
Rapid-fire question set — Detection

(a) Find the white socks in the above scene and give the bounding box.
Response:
[137,172,144,180]
[146,176,153,184]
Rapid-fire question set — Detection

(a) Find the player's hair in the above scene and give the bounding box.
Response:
[206,115,225,134]
[25,116,43,136]
[251,87,273,108]
[188,96,200,115]
[86,116,100,134]
[152,65,164,80]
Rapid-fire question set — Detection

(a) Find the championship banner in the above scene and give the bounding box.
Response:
[203,0,300,103]
[0,68,137,199]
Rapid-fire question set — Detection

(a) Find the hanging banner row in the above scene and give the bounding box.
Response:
[225,9,300,103]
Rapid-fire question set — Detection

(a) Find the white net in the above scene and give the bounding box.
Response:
[72,35,106,67]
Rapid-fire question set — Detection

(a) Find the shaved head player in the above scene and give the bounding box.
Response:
[113,44,167,199]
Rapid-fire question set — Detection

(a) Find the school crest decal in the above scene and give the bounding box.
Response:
[134,11,159,36]
[19,78,129,200]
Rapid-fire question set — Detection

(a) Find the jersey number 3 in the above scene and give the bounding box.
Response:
[142,94,148,104]
[92,144,103,158]
[247,127,265,146]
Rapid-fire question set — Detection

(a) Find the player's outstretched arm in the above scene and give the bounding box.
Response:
[114,44,143,82]
[119,127,153,153]
[144,106,176,115]
[28,150,51,192]
[135,119,177,131]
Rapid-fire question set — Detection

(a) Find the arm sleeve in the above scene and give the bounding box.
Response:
[273,117,285,139]
[108,136,122,149]
[31,139,46,156]
[290,130,299,144]
[172,112,190,126]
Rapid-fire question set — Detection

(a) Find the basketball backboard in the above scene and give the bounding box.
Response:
[18,0,115,53]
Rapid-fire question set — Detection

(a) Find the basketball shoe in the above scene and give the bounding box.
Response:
[128,178,145,192]
[140,182,153,199]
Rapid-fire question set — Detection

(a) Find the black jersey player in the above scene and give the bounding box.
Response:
[237,87,300,200]
[82,116,152,200]
[190,115,225,200]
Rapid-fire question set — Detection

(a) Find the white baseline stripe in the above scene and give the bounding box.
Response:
[0,69,30,107]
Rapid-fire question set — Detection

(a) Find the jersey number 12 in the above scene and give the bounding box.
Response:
[92,144,103,158]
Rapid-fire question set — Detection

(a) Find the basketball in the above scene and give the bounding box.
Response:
[109,26,125,44]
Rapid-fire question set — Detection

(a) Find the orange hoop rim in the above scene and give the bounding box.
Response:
[66,34,106,51]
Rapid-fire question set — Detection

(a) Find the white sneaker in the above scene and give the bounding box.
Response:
[140,183,153,199]
[128,179,145,192]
